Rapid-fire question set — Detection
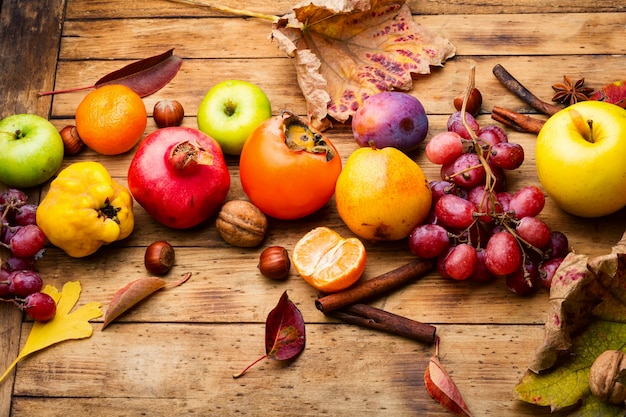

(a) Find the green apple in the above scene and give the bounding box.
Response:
[197,80,272,155]
[0,114,64,188]
[535,101,626,217]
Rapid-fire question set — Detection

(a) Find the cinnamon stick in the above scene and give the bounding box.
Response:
[329,303,437,345]
[492,64,562,116]
[315,259,433,313]
[491,106,545,134]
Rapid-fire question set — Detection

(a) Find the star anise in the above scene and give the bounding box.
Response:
[551,75,595,105]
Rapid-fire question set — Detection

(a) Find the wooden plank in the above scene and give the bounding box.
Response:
[0,0,64,118]
[10,323,548,417]
[33,244,553,325]
[65,0,626,19]
[4,1,626,414]
[48,55,626,119]
[0,1,64,415]
[56,13,626,60]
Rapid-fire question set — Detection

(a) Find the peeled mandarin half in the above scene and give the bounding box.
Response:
[292,227,367,293]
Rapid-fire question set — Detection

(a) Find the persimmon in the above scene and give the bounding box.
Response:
[239,111,341,220]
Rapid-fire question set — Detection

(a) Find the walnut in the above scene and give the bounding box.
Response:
[589,349,626,404]
[215,200,268,247]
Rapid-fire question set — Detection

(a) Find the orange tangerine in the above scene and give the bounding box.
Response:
[292,227,367,293]
[75,84,147,155]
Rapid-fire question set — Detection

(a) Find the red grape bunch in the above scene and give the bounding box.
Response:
[1,188,56,321]
[409,105,569,296]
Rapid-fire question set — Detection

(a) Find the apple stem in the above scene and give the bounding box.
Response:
[568,108,594,143]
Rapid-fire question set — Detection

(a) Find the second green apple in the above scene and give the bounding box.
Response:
[197,80,272,155]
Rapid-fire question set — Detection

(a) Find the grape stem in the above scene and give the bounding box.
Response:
[460,67,500,217]
[458,66,546,266]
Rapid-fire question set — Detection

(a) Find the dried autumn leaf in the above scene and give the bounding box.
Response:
[38,48,183,97]
[233,291,305,378]
[102,272,191,329]
[167,0,453,129]
[527,252,600,373]
[424,337,472,417]
[515,230,626,415]
[0,281,102,384]
[516,320,626,414]
[589,80,626,108]
[272,0,455,128]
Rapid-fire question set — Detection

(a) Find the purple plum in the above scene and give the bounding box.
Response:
[352,92,429,152]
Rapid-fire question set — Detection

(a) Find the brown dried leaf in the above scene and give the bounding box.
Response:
[424,337,472,417]
[514,231,626,415]
[102,277,166,329]
[528,252,601,373]
[102,272,191,329]
[272,0,455,128]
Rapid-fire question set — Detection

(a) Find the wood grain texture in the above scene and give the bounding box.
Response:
[0,0,64,118]
[2,0,626,416]
[65,0,626,18]
[11,323,549,417]
[0,0,64,415]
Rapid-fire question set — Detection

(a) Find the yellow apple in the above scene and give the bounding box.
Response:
[535,101,626,217]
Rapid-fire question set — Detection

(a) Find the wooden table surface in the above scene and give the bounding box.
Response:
[2,0,626,415]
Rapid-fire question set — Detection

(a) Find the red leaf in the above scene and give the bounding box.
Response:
[424,337,472,417]
[233,291,306,378]
[265,291,306,360]
[95,48,183,97]
[38,49,183,97]
[589,80,626,108]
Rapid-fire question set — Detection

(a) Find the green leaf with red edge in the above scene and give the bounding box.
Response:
[271,0,455,129]
[515,320,626,415]
[233,291,305,378]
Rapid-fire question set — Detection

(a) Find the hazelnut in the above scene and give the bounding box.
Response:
[144,241,175,275]
[59,125,84,155]
[453,87,483,116]
[215,200,268,247]
[589,349,626,404]
[153,99,184,128]
[258,246,291,280]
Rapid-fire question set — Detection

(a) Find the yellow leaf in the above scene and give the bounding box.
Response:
[0,281,102,384]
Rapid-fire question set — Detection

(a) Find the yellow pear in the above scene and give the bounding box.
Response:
[335,146,432,241]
